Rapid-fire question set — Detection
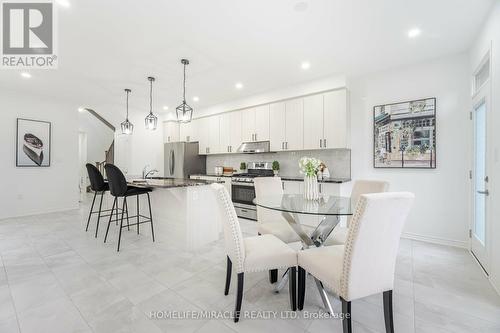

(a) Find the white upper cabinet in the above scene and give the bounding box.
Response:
[324,89,348,148]
[285,98,304,151]
[180,121,196,142]
[208,115,220,154]
[241,106,269,142]
[303,94,324,150]
[269,102,286,151]
[197,117,209,154]
[229,111,242,152]
[220,111,241,153]
[254,105,270,141]
[163,121,180,143]
[241,108,255,142]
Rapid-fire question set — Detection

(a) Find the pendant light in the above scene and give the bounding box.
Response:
[176,59,193,123]
[121,88,134,135]
[145,76,158,130]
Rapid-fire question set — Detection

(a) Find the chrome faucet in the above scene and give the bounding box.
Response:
[142,165,159,179]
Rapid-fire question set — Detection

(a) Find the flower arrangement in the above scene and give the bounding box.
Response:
[299,157,322,177]
[299,157,322,200]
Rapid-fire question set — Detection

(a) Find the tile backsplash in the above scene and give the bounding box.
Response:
[207,149,351,178]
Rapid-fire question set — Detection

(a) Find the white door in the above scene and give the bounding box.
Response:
[219,113,231,153]
[269,102,286,151]
[303,94,324,150]
[229,111,242,153]
[255,105,270,141]
[471,89,490,272]
[324,89,348,149]
[285,98,304,151]
[208,115,221,154]
[241,108,256,142]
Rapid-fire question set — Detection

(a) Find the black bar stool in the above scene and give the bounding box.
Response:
[85,163,118,238]
[104,164,155,251]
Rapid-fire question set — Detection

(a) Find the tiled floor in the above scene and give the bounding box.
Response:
[0,194,499,333]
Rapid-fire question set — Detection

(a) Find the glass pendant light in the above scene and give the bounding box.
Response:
[121,88,134,135]
[176,59,193,123]
[145,76,158,130]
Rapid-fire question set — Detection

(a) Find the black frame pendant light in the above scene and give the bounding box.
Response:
[121,88,134,135]
[176,59,193,123]
[145,76,158,130]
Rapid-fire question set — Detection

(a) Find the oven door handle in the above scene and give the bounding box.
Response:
[231,182,255,187]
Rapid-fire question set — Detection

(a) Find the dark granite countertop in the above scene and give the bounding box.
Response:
[280,176,351,183]
[128,178,217,189]
[190,173,234,178]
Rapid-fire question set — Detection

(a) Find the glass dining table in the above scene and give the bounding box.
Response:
[254,193,353,314]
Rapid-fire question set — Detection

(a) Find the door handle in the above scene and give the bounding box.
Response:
[169,150,174,175]
[477,190,489,196]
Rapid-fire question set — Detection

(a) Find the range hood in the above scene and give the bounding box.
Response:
[237,141,271,154]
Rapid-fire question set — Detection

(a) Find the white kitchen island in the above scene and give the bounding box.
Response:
[118,178,223,251]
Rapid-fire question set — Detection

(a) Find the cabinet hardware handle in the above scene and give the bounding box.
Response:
[255,133,257,141]
[324,139,327,147]
[477,190,489,196]
[320,139,322,148]
[286,142,288,149]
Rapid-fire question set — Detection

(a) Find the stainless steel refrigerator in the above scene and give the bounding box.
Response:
[164,142,206,178]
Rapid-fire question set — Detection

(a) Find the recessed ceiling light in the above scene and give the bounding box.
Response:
[20,72,31,78]
[408,28,421,38]
[163,106,169,110]
[235,82,243,90]
[301,62,311,70]
[294,1,309,12]
[78,107,85,112]
[56,0,70,7]
[193,96,199,102]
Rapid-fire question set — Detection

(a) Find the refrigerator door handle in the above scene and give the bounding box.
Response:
[169,150,175,176]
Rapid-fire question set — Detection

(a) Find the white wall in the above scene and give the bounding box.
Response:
[0,91,79,219]
[78,112,114,165]
[349,53,471,248]
[470,2,500,293]
[114,113,164,178]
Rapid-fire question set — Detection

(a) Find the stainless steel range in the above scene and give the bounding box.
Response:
[231,162,274,220]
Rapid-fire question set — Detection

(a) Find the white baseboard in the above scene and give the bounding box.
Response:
[0,204,80,222]
[402,232,468,249]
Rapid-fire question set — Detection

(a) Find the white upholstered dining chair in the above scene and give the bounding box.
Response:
[254,177,301,283]
[298,192,414,333]
[327,179,390,246]
[212,183,298,322]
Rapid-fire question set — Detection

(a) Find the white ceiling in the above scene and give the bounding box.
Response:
[1,0,493,126]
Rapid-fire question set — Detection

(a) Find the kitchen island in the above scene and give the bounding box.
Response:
[121,178,223,251]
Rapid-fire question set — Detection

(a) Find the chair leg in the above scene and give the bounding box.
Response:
[95,192,104,238]
[115,198,119,225]
[269,269,278,283]
[147,193,155,242]
[383,290,394,333]
[124,197,130,231]
[298,266,306,310]
[234,273,244,323]
[85,192,97,231]
[104,197,116,243]
[341,297,352,333]
[117,198,126,252]
[136,195,140,234]
[224,256,232,295]
[289,267,297,311]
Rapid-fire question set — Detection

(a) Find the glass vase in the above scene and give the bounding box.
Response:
[303,175,319,200]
